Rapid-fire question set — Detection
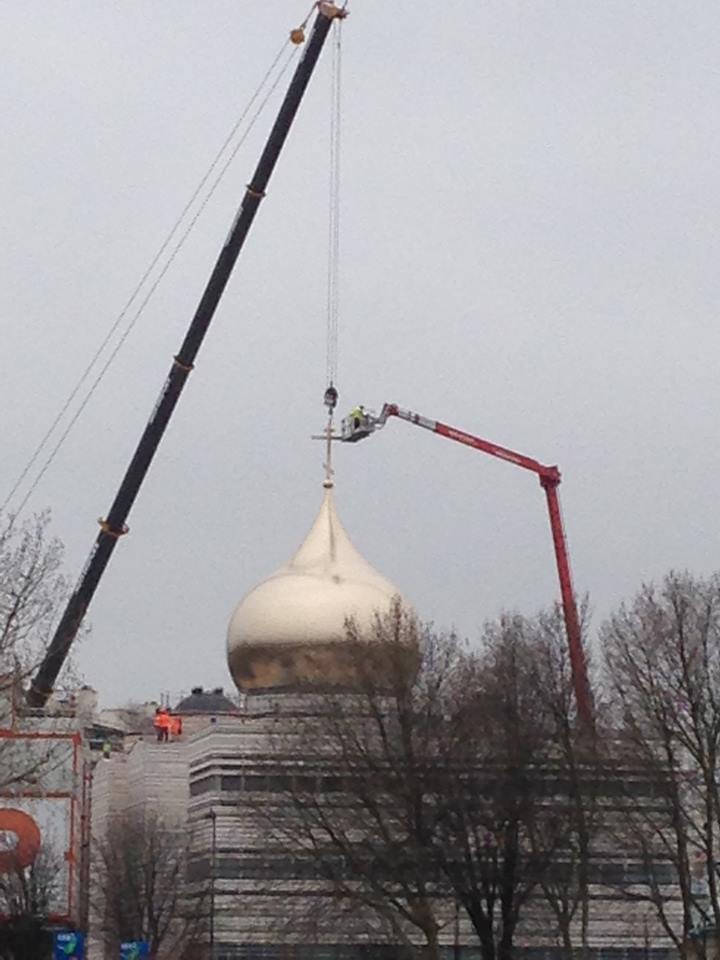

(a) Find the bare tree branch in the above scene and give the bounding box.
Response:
[91,809,206,959]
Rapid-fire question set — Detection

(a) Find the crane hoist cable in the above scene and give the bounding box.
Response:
[3,22,307,518]
[322,17,343,486]
[325,17,342,394]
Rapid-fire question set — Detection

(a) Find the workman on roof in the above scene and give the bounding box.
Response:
[153,707,170,743]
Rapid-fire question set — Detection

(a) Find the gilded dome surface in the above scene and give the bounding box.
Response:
[227,488,404,692]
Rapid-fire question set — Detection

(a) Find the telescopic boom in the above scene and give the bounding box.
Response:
[341,403,594,727]
[28,3,347,708]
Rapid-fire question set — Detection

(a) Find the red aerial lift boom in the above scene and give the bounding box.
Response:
[341,403,593,727]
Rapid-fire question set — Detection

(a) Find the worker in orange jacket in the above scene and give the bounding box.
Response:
[153,707,170,743]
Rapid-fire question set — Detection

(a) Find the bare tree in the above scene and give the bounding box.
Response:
[91,809,205,959]
[433,612,577,960]
[528,603,602,960]
[0,512,67,684]
[0,511,76,791]
[258,604,587,960]
[603,570,720,954]
[0,844,61,960]
[259,605,445,959]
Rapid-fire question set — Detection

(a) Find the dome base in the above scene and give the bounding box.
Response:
[230,639,417,694]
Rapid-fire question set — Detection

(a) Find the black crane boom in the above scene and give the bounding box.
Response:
[28,4,344,708]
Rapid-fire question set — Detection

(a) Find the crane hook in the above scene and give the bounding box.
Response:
[324,384,339,412]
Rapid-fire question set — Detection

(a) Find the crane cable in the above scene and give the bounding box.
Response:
[2,22,309,518]
[325,17,343,395]
[321,17,343,487]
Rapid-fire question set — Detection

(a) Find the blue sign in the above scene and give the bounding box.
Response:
[53,931,85,959]
[120,942,150,960]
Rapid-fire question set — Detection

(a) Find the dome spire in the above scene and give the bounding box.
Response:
[322,385,338,490]
[323,411,335,490]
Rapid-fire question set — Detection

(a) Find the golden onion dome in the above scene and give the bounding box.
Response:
[227,488,406,692]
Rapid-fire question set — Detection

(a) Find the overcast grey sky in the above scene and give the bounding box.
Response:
[2,2,719,707]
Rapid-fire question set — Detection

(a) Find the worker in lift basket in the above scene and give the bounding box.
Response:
[350,405,365,431]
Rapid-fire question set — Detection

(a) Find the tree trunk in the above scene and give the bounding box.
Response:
[465,903,496,960]
[421,924,441,960]
[558,912,574,960]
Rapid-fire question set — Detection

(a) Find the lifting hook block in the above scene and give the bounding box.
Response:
[290,27,305,45]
